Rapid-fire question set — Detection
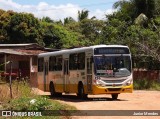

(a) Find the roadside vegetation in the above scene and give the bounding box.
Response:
[134,79,160,90]
[0,0,160,70]
[0,79,33,103]
[0,79,76,119]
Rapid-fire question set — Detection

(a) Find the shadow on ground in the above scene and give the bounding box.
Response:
[48,94,128,102]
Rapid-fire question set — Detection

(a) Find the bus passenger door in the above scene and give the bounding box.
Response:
[44,61,48,91]
[63,59,69,92]
[86,57,92,93]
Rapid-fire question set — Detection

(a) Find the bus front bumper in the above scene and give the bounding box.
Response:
[92,84,133,95]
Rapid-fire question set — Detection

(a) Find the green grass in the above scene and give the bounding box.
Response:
[0,80,77,119]
[3,96,76,110]
[2,96,76,118]
[134,79,160,90]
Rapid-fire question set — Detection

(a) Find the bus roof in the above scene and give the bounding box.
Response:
[38,45,129,57]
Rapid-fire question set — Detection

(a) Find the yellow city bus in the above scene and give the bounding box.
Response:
[37,45,133,99]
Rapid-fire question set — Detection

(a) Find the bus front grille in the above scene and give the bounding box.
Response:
[108,88,121,91]
[105,84,122,86]
[103,79,126,84]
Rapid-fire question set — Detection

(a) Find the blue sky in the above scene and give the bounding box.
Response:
[0,0,119,21]
[13,0,118,10]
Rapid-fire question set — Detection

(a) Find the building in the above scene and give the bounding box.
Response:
[0,43,54,87]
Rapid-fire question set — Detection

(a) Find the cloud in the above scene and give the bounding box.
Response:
[0,0,21,10]
[32,2,83,21]
[0,0,114,21]
[89,9,116,20]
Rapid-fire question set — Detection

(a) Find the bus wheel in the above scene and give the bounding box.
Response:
[78,84,87,99]
[49,82,55,97]
[56,93,62,97]
[111,94,118,100]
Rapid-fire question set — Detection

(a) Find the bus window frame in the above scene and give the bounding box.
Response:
[38,57,44,72]
[69,52,85,70]
[49,55,62,71]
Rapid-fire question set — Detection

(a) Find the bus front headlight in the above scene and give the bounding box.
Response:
[95,79,105,87]
[124,80,133,86]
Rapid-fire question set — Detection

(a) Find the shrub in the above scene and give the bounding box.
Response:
[4,96,52,111]
[0,80,33,101]
[134,79,160,90]
[1,80,77,118]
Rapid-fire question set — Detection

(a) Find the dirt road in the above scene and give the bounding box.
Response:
[34,89,160,119]
[56,91,160,119]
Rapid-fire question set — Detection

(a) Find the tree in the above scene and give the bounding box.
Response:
[40,22,61,48]
[41,17,54,23]
[135,0,155,18]
[78,9,89,21]
[0,10,15,43]
[40,20,80,49]
[113,0,156,20]
[9,12,44,45]
[52,24,80,48]
[113,0,136,21]
[80,19,104,45]
[155,0,160,16]
[64,17,75,25]
[0,9,5,16]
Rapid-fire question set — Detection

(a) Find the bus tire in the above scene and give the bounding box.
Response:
[111,94,118,100]
[56,92,62,97]
[78,83,87,99]
[49,82,55,97]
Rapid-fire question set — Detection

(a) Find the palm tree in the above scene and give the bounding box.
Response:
[113,0,156,19]
[113,0,131,9]
[113,0,136,20]
[135,0,155,18]
[78,9,89,21]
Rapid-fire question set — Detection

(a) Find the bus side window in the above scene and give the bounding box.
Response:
[49,55,62,71]
[57,56,62,71]
[49,56,56,71]
[69,53,77,70]
[38,58,44,72]
[49,56,53,71]
[77,52,85,70]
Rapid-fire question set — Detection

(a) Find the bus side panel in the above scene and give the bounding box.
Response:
[68,70,78,93]
[77,69,87,93]
[37,72,44,91]
[46,71,52,92]
[54,71,64,93]
[68,84,78,93]
[48,71,64,93]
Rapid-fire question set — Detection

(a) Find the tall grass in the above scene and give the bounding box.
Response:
[0,79,77,118]
[0,80,32,103]
[134,78,160,90]
[0,83,10,103]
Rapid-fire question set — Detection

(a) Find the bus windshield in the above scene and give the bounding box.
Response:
[94,55,131,77]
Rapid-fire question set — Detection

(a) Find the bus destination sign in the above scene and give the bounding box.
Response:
[94,47,130,55]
